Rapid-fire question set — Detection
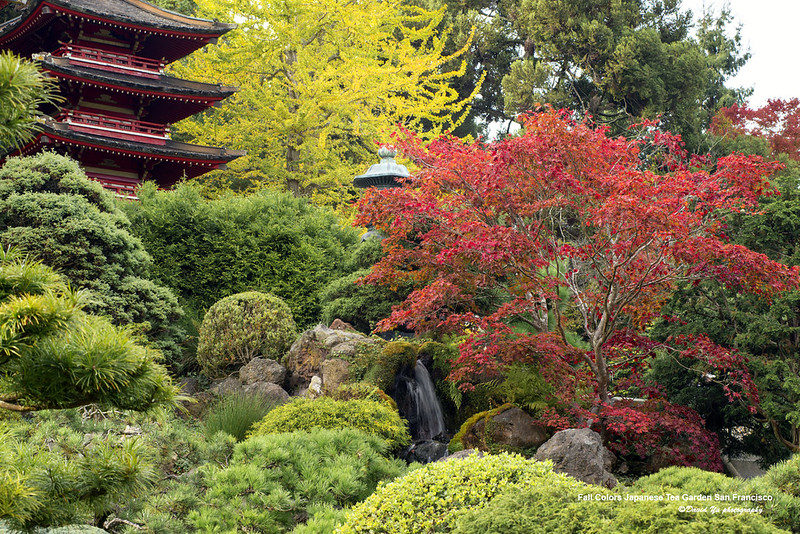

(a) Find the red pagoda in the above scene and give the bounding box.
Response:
[0,0,244,197]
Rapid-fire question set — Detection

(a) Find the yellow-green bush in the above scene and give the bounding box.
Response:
[196,291,296,378]
[336,453,565,533]
[248,397,410,450]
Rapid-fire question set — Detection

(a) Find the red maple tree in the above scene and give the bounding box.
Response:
[356,109,799,462]
[712,98,800,161]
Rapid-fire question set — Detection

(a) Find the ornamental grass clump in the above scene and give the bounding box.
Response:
[248,397,410,450]
[196,291,296,378]
[204,391,282,441]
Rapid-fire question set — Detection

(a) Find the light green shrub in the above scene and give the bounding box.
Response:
[189,428,406,533]
[248,397,410,450]
[196,291,296,378]
[204,391,282,441]
[454,470,786,534]
[336,453,559,533]
[747,455,800,532]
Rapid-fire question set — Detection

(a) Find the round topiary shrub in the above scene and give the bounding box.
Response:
[248,397,410,450]
[196,292,297,378]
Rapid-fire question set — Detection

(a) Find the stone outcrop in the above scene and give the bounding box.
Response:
[283,324,378,392]
[459,406,548,453]
[534,428,617,488]
[239,357,287,387]
[321,358,351,391]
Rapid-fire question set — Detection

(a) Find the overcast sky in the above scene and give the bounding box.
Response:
[681,0,799,106]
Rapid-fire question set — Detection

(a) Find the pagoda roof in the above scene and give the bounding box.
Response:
[35,119,243,161]
[0,0,235,36]
[41,54,236,100]
[0,0,236,61]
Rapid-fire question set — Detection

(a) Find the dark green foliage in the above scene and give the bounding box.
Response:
[320,238,407,334]
[189,429,406,533]
[0,153,186,365]
[0,247,178,413]
[204,391,282,441]
[248,397,410,449]
[195,291,296,378]
[121,182,359,329]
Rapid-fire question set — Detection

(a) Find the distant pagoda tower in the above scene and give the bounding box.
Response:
[0,0,244,197]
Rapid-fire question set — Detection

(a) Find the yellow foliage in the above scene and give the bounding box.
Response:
[170,0,481,206]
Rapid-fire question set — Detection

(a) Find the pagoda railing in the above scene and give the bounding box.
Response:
[57,110,170,145]
[53,44,164,79]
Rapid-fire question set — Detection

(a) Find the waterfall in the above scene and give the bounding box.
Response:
[391,361,446,441]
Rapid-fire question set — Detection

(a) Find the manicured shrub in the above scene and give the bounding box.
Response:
[189,428,406,533]
[336,453,559,533]
[248,397,410,450]
[196,291,296,378]
[747,455,800,532]
[0,153,186,365]
[452,480,785,534]
[122,183,358,329]
[204,391,282,441]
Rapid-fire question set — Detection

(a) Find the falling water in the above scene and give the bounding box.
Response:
[392,361,446,441]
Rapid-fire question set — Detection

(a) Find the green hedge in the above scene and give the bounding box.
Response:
[122,183,358,328]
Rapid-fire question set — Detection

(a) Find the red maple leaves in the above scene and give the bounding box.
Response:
[356,108,799,464]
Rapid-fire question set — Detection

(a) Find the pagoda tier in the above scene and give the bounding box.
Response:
[38,48,236,124]
[17,116,242,197]
[0,0,242,194]
[0,0,235,62]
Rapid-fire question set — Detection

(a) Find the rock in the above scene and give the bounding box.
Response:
[402,440,449,463]
[181,391,215,419]
[284,324,379,391]
[439,449,485,462]
[242,382,290,404]
[321,358,351,391]
[178,376,201,395]
[329,340,362,359]
[239,357,287,386]
[307,375,323,398]
[209,376,243,396]
[330,318,357,331]
[461,406,548,452]
[534,428,617,488]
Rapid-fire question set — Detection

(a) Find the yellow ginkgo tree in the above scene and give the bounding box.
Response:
[171,0,480,204]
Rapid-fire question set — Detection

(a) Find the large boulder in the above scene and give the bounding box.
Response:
[321,358,351,391]
[239,357,287,386]
[283,324,378,391]
[459,406,548,453]
[534,428,617,488]
[242,382,290,404]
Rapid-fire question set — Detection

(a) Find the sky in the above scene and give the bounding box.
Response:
[680,0,799,106]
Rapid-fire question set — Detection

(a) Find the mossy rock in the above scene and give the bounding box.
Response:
[357,341,418,391]
[449,403,546,455]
